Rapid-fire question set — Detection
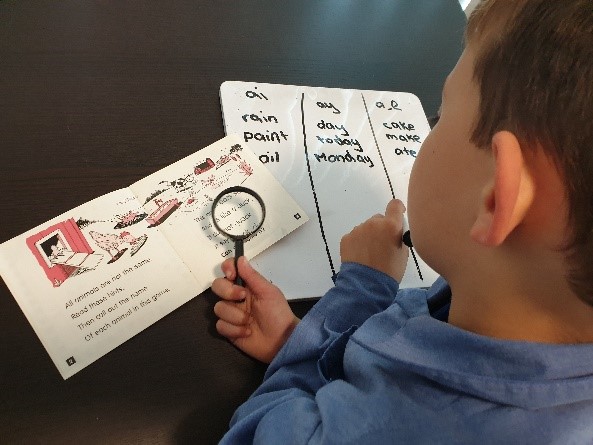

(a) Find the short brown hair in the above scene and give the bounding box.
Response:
[466,0,593,304]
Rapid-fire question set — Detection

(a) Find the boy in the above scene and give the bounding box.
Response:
[212,0,593,442]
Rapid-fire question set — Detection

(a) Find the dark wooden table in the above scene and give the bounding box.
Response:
[0,1,465,443]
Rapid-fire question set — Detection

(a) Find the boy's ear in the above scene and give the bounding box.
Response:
[470,131,535,246]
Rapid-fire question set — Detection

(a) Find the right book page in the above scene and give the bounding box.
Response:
[220,82,439,299]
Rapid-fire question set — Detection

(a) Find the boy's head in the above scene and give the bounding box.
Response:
[469,0,593,304]
[409,0,593,306]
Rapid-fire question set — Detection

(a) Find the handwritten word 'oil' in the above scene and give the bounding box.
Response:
[314,150,374,168]
[244,130,288,144]
[259,151,280,164]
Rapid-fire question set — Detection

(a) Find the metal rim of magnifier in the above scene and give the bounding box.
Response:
[211,186,266,241]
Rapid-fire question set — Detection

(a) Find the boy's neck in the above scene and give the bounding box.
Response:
[446,252,593,345]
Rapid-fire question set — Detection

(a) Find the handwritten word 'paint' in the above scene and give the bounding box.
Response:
[244,130,289,144]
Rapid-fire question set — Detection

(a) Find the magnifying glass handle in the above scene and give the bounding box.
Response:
[234,239,244,287]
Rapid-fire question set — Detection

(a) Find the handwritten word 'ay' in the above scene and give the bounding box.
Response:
[316,101,341,114]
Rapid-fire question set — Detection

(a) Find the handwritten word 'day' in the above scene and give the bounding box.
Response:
[314,150,374,168]
[244,130,288,144]
[316,101,341,114]
[317,120,349,136]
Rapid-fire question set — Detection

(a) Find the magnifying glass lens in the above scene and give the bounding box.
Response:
[212,190,265,239]
[211,186,266,288]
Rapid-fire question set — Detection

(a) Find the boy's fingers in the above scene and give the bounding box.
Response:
[220,258,237,280]
[237,257,274,295]
[216,319,251,339]
[212,277,247,302]
[385,199,406,220]
[214,301,252,326]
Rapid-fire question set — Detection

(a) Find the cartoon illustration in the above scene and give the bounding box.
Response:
[26,219,105,287]
[89,231,128,264]
[194,158,215,174]
[114,210,147,229]
[22,142,252,288]
[239,160,253,177]
[145,198,180,227]
[158,173,196,193]
[119,231,148,256]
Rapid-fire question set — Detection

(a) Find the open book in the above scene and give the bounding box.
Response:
[0,135,308,379]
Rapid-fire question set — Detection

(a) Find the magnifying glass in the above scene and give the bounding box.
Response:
[211,186,266,287]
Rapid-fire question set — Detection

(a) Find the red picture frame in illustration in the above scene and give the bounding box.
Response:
[26,218,94,287]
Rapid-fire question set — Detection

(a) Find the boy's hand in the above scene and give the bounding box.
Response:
[340,199,409,282]
[212,257,300,364]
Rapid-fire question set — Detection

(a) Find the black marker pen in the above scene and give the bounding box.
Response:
[402,216,423,280]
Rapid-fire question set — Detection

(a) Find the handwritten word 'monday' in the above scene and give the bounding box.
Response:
[314,150,374,168]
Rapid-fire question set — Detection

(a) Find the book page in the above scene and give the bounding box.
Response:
[0,188,200,379]
[220,81,439,299]
[0,136,308,379]
[129,135,309,292]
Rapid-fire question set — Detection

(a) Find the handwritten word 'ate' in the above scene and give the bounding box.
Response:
[314,150,374,168]
[394,147,417,158]
[244,130,288,144]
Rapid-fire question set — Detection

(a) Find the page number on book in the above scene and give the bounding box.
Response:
[66,356,76,366]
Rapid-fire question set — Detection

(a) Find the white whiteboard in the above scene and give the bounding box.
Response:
[220,81,438,300]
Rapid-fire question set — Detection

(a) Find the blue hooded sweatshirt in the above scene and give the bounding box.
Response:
[220,263,593,444]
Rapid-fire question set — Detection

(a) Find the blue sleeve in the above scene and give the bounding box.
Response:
[220,262,400,444]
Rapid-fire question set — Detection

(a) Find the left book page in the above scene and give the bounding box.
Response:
[0,135,308,379]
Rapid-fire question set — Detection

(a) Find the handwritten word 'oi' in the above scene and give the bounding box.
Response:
[245,90,268,100]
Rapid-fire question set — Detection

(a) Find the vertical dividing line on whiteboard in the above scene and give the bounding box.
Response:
[361,93,423,281]
[362,93,395,200]
[301,92,337,282]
